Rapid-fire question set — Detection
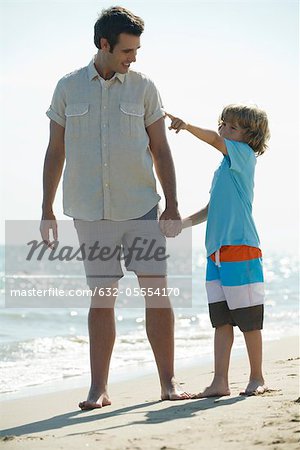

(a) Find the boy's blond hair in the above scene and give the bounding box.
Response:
[219,104,270,156]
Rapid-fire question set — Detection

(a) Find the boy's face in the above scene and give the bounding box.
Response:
[101,33,141,74]
[218,121,246,142]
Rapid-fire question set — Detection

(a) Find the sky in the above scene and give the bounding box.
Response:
[0,0,299,254]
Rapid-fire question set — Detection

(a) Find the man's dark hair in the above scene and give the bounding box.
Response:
[94,6,144,52]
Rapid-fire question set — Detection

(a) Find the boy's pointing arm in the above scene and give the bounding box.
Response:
[165,112,227,155]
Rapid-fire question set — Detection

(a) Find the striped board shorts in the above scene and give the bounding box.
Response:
[205,245,264,332]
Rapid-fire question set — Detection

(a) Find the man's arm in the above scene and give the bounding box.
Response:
[182,204,209,229]
[146,117,182,237]
[165,113,227,155]
[40,120,65,244]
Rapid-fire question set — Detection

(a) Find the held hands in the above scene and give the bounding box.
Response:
[165,112,188,134]
[159,207,183,237]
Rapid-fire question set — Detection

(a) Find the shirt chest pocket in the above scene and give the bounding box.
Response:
[65,103,89,139]
[120,102,145,138]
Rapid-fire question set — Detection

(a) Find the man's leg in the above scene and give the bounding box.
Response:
[79,284,118,410]
[197,324,233,397]
[240,329,267,395]
[138,276,191,400]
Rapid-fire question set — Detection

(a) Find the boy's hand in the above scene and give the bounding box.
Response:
[165,112,188,134]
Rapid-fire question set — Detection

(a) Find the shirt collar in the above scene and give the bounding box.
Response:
[87,58,125,84]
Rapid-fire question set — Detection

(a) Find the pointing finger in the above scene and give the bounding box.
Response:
[165,112,176,120]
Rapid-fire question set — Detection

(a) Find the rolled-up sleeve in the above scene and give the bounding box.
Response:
[144,80,164,128]
[46,79,66,127]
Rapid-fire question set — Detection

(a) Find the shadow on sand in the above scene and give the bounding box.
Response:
[0,396,246,438]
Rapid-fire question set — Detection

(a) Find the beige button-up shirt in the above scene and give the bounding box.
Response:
[46,59,163,220]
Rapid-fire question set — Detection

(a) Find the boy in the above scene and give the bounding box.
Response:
[166,104,270,396]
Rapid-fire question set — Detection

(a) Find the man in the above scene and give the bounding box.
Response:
[40,6,189,410]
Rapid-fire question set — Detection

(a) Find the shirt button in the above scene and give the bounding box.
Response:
[105,183,109,187]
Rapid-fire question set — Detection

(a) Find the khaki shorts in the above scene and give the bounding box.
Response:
[74,207,167,288]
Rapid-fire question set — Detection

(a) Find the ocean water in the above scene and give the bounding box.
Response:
[0,247,299,397]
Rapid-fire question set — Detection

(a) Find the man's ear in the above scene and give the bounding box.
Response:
[100,38,110,52]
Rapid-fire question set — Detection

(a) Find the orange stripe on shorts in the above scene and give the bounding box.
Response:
[210,245,262,263]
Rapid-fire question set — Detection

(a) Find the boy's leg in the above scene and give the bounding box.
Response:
[241,329,268,395]
[197,324,233,397]
[203,255,234,397]
[216,245,266,396]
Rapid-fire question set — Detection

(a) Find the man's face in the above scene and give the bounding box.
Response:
[103,33,141,74]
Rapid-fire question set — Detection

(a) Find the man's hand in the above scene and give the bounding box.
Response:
[165,112,188,134]
[159,207,182,237]
[40,211,58,248]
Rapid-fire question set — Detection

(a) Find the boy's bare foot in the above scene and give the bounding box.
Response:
[161,381,192,400]
[79,389,111,410]
[193,380,231,398]
[239,379,268,396]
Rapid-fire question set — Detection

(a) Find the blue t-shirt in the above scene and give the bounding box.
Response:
[205,139,260,256]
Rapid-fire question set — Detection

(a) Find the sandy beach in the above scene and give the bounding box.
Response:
[0,336,299,450]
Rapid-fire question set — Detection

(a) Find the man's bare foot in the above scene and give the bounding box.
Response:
[79,389,111,410]
[239,379,268,396]
[161,380,192,401]
[193,380,231,398]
